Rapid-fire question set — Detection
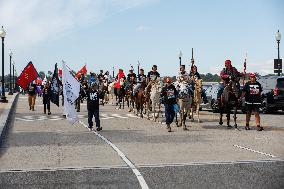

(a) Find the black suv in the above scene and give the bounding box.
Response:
[258,76,284,113]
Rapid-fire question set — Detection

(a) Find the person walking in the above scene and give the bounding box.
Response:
[161,77,178,132]
[86,82,103,131]
[241,73,263,131]
[42,83,51,115]
[28,81,37,111]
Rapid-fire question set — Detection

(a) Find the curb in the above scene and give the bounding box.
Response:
[0,93,19,142]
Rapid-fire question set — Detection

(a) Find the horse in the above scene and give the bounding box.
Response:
[116,78,126,110]
[107,81,116,105]
[175,78,193,129]
[134,80,147,118]
[146,79,163,121]
[219,78,240,129]
[98,80,109,106]
[190,76,203,123]
[125,79,136,112]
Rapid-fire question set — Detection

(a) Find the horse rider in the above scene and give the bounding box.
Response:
[217,59,242,103]
[98,70,104,83]
[189,65,208,103]
[127,68,137,83]
[241,73,263,131]
[89,71,97,86]
[133,68,147,95]
[178,64,190,82]
[147,65,160,83]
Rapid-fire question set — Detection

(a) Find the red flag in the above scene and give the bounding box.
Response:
[58,69,62,77]
[76,65,87,78]
[16,62,38,90]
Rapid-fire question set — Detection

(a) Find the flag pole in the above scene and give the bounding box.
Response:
[243,53,247,85]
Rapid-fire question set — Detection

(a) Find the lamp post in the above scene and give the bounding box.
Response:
[178,50,182,66]
[12,61,15,92]
[0,26,7,102]
[275,30,281,76]
[8,49,13,95]
[112,66,114,78]
[137,61,140,76]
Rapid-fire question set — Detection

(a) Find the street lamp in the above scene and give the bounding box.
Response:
[178,50,182,66]
[112,66,114,78]
[12,61,15,92]
[275,30,281,76]
[0,26,7,102]
[137,61,140,76]
[8,49,13,95]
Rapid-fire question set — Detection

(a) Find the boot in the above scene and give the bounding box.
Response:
[257,126,263,131]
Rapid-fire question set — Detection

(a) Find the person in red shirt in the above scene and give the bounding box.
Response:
[217,59,242,100]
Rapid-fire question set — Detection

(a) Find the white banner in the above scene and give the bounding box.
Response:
[62,61,80,124]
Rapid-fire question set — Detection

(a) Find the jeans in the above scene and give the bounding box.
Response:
[164,104,175,125]
[88,108,100,128]
[44,100,50,113]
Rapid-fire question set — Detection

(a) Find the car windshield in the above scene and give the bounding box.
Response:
[276,78,284,88]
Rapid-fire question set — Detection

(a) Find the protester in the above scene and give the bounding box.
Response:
[241,73,263,131]
[27,81,37,111]
[42,83,51,115]
[86,82,103,131]
[160,77,178,132]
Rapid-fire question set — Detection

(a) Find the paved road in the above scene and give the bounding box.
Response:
[0,95,284,188]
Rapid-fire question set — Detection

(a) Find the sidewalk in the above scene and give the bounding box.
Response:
[0,93,19,141]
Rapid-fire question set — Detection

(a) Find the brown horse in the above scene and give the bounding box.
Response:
[134,81,147,118]
[125,79,135,112]
[219,79,240,129]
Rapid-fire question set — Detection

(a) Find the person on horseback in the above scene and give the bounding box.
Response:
[147,65,160,83]
[178,65,189,81]
[241,73,263,131]
[189,65,207,103]
[88,71,96,86]
[217,59,242,103]
[98,70,104,82]
[133,68,147,95]
[161,77,178,132]
[127,68,137,83]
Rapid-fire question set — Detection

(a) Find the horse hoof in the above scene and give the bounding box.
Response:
[219,121,223,125]
[227,125,232,128]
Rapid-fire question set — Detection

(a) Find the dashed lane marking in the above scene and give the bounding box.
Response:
[79,121,149,189]
[233,144,277,158]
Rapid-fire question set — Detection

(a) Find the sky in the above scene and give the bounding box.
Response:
[0,0,283,76]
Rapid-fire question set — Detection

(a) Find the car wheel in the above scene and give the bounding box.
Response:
[260,98,270,114]
[211,99,219,113]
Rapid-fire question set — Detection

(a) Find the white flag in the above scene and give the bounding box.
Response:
[62,61,80,124]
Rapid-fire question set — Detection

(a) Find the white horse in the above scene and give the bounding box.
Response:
[108,81,116,105]
[175,77,193,130]
[147,79,163,121]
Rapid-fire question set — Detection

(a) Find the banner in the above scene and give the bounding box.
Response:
[16,61,38,90]
[50,63,60,107]
[62,61,80,124]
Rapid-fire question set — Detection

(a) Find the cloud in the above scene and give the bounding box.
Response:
[248,59,274,75]
[136,25,151,31]
[0,0,157,49]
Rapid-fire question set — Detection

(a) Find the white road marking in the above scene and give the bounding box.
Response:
[101,114,115,120]
[233,145,277,158]
[126,114,139,118]
[79,121,149,189]
[112,114,128,119]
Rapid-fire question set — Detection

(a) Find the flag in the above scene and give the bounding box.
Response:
[16,61,38,90]
[62,61,80,124]
[76,65,87,78]
[50,63,60,107]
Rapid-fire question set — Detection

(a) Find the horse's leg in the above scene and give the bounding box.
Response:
[219,107,223,125]
[226,110,232,128]
[197,103,201,123]
[233,106,238,129]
